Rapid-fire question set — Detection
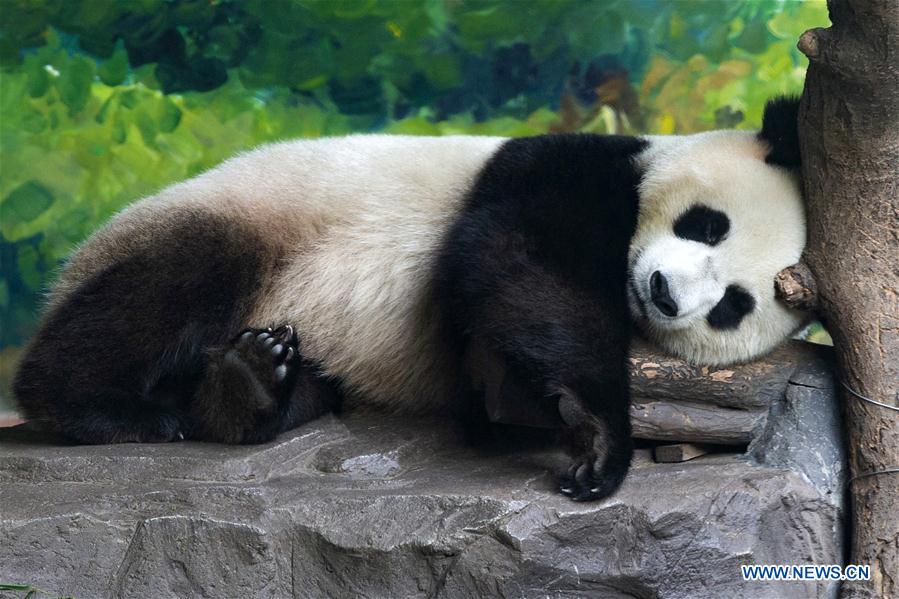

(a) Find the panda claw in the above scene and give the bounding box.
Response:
[558,457,612,502]
[272,324,296,345]
[575,463,590,484]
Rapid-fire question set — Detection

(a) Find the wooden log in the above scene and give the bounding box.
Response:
[775,262,819,311]
[467,335,832,445]
[653,443,711,463]
[631,399,765,445]
[627,337,817,410]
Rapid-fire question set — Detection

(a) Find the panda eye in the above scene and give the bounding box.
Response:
[673,205,730,246]
[707,285,755,330]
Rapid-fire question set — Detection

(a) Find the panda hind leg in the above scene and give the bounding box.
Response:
[53,390,187,445]
[192,325,339,444]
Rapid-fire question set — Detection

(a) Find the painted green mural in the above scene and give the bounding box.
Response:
[0,0,830,405]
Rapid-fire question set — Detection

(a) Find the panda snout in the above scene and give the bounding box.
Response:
[650,271,679,317]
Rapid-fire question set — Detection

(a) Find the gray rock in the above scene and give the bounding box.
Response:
[749,343,847,495]
[0,404,844,599]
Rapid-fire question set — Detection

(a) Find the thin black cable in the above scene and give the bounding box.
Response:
[848,468,899,485]
[841,379,899,413]
[840,379,899,484]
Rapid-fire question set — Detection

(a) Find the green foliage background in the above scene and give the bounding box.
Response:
[0,0,829,407]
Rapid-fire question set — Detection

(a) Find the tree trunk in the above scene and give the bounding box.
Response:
[797,1,898,597]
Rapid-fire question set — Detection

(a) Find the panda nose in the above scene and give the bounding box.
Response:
[650,271,679,317]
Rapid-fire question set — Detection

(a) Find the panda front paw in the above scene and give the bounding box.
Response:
[233,324,300,389]
[558,423,622,502]
[558,428,632,502]
[559,455,612,502]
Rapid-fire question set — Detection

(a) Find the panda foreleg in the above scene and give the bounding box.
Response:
[454,258,634,501]
[555,380,633,501]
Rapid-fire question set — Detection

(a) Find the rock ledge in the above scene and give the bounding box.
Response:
[1,379,844,599]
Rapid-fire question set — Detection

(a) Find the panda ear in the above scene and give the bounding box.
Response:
[758,96,801,168]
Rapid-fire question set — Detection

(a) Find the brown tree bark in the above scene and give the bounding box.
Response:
[797,1,899,597]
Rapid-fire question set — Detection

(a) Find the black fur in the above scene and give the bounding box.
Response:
[673,204,730,246]
[707,284,756,330]
[437,133,647,501]
[13,212,338,444]
[758,96,801,168]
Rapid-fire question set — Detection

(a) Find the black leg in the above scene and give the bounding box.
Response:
[556,382,633,501]
[191,325,338,444]
[53,390,188,444]
[13,212,274,444]
[445,249,634,501]
[280,360,342,432]
[192,325,298,443]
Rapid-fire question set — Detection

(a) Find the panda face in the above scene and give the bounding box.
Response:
[628,130,808,365]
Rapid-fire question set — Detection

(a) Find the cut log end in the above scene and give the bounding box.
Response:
[653,443,711,463]
[798,28,824,60]
[775,262,819,311]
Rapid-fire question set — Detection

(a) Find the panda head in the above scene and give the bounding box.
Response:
[628,97,808,365]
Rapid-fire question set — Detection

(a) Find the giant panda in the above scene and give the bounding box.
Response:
[13,97,806,501]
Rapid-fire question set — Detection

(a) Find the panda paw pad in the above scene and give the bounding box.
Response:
[233,325,300,386]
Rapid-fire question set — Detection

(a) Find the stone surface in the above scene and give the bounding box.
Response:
[1,384,845,599]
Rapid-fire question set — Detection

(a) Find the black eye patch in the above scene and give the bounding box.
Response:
[707,285,756,330]
[673,205,730,246]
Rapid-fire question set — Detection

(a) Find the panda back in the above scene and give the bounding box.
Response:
[48,134,505,413]
[50,135,505,309]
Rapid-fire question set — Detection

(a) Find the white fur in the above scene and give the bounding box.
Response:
[629,131,807,365]
[244,135,506,412]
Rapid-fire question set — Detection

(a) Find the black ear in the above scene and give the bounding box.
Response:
[758,96,801,168]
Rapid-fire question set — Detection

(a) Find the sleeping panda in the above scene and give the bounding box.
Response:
[13,97,806,501]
